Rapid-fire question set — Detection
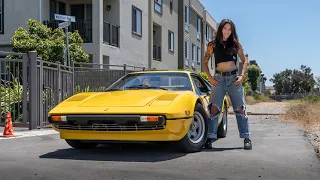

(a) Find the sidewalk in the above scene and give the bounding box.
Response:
[0,126,58,140]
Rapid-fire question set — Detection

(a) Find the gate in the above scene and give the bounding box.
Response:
[0,51,29,128]
[37,59,73,128]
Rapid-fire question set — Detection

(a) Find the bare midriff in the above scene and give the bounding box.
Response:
[216,61,237,71]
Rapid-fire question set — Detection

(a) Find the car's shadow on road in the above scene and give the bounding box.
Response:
[39,142,188,162]
[202,147,243,152]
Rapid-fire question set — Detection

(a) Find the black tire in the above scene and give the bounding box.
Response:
[177,103,208,153]
[65,140,99,149]
[217,103,228,138]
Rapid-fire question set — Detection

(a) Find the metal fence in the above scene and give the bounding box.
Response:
[0,51,28,127]
[1,50,148,129]
[269,92,320,101]
[74,63,145,92]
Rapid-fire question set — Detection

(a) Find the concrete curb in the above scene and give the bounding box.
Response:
[228,112,284,115]
[0,128,58,140]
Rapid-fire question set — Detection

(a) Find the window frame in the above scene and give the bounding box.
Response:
[0,0,4,34]
[168,30,174,52]
[132,5,142,37]
[154,0,162,15]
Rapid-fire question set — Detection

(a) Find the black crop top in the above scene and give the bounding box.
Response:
[214,41,238,67]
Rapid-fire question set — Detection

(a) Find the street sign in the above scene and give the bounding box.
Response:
[58,20,71,29]
[57,18,72,68]
[54,14,76,22]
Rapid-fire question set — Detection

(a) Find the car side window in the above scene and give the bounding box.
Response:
[191,75,210,96]
[191,76,202,95]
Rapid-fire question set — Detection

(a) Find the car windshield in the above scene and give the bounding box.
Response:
[107,72,193,91]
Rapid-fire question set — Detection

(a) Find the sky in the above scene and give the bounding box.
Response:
[200,0,320,86]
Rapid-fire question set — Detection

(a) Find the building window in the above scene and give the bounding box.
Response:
[132,6,142,36]
[170,0,173,13]
[197,16,201,40]
[185,41,189,59]
[168,30,174,52]
[197,47,201,63]
[154,0,162,14]
[206,24,209,44]
[0,0,4,34]
[192,44,196,62]
[184,6,189,32]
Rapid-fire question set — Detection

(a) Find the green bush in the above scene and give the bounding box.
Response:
[302,95,320,103]
[1,74,24,122]
[7,19,89,65]
[197,72,208,81]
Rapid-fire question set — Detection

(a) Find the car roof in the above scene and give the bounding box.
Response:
[128,70,192,75]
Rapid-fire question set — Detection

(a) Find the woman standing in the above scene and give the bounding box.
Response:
[203,19,252,150]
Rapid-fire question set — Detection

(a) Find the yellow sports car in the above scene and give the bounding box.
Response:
[48,70,229,153]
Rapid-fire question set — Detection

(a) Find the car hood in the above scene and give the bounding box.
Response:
[62,90,179,107]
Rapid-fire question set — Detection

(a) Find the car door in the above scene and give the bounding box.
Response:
[190,74,211,115]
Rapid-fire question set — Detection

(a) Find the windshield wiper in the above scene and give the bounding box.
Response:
[126,85,167,90]
[105,88,122,92]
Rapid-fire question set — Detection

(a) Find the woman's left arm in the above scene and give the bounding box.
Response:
[238,42,248,76]
[232,42,248,86]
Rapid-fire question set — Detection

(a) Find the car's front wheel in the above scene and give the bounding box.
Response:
[65,140,99,149]
[217,103,228,138]
[177,103,208,153]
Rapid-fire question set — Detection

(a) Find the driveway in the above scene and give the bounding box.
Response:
[0,102,319,180]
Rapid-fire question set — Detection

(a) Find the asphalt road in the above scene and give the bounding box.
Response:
[0,115,319,180]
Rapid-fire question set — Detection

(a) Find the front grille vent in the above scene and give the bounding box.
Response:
[54,124,165,131]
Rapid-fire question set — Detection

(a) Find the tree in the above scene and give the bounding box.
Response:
[270,65,315,94]
[313,76,320,92]
[7,19,89,64]
[247,64,261,91]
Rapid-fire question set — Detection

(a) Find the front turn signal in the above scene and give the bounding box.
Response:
[140,116,159,122]
[51,115,67,122]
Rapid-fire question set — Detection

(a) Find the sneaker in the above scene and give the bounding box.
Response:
[244,138,252,150]
[203,139,213,149]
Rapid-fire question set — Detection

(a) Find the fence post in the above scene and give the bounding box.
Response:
[39,60,44,128]
[22,53,29,125]
[72,61,75,95]
[55,62,61,104]
[28,51,38,130]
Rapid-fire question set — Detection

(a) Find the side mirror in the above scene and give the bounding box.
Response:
[206,91,211,96]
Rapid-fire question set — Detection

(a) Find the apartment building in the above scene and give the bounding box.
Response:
[0,0,149,68]
[178,0,217,72]
[149,0,179,70]
[0,0,218,72]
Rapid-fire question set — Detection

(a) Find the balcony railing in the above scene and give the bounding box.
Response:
[103,21,120,47]
[153,44,161,61]
[43,20,92,43]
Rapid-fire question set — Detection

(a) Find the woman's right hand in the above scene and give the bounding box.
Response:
[206,41,214,56]
[209,77,219,87]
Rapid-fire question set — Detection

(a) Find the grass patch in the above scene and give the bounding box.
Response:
[225,94,275,106]
[245,94,275,105]
[281,95,320,132]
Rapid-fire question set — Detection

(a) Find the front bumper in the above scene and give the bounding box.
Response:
[50,115,193,141]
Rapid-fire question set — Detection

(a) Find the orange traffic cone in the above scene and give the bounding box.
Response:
[1,112,15,137]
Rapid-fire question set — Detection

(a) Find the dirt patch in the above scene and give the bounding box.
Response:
[281,102,320,159]
[281,102,320,132]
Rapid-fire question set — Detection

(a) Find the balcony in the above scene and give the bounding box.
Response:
[103,21,120,47]
[153,44,161,61]
[43,20,92,43]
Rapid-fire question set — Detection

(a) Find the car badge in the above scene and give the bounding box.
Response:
[104,108,109,111]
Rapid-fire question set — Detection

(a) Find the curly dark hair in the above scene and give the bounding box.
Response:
[211,19,240,55]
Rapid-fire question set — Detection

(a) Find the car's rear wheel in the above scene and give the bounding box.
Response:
[65,140,99,149]
[217,103,228,138]
[177,103,208,153]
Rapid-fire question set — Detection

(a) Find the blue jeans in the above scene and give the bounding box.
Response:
[207,72,250,139]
